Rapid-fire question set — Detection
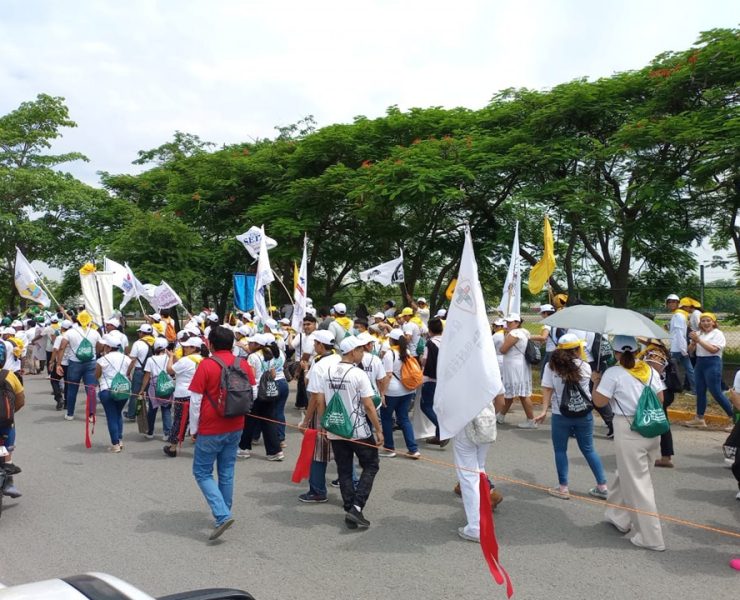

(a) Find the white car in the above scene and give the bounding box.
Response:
[0,573,254,600]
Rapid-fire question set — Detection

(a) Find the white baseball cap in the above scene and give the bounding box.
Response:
[388,328,405,341]
[105,317,121,328]
[149,313,162,322]
[372,312,385,320]
[435,309,447,318]
[539,304,555,313]
[61,320,74,330]
[101,334,121,348]
[339,336,363,354]
[333,302,347,315]
[279,318,290,326]
[356,332,375,346]
[417,297,427,304]
[264,318,278,330]
[153,337,169,350]
[207,313,219,323]
[313,330,335,346]
[137,324,153,334]
[665,294,680,301]
[181,337,203,349]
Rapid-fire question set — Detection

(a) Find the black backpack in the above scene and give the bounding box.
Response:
[0,370,17,428]
[524,340,541,366]
[559,380,594,418]
[205,356,254,417]
[257,360,280,402]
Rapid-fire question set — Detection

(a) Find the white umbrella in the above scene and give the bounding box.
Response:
[541,305,669,339]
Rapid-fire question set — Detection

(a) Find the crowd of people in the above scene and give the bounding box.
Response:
[1,292,738,550]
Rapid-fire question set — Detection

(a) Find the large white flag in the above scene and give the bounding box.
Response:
[291,236,308,331]
[153,281,183,310]
[358,251,404,286]
[236,226,278,260]
[14,247,51,308]
[103,257,129,291]
[253,226,275,322]
[434,227,504,440]
[497,222,521,316]
[80,268,115,325]
[119,263,152,310]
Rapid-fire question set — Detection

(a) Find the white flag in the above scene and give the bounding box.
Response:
[434,227,504,440]
[497,222,521,316]
[14,247,51,308]
[236,225,278,260]
[103,257,129,291]
[253,226,275,322]
[291,236,309,331]
[119,263,151,310]
[153,281,183,310]
[359,251,404,286]
[80,270,115,325]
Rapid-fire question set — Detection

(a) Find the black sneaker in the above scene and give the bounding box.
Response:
[345,506,370,528]
[298,492,328,503]
[163,445,177,457]
[55,399,64,411]
[1,463,21,475]
[330,478,340,488]
[345,517,358,530]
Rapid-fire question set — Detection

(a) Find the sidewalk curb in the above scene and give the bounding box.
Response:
[529,393,732,427]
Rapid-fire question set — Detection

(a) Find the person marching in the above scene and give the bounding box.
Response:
[314,336,383,529]
[95,335,132,453]
[140,337,174,440]
[163,336,204,457]
[535,333,608,500]
[592,335,667,551]
[497,313,536,428]
[125,324,156,421]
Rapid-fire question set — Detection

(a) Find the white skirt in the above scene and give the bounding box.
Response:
[502,355,532,398]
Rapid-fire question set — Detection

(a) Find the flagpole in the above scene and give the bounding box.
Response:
[271,269,296,307]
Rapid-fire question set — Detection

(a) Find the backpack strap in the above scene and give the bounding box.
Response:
[0,369,8,386]
[328,365,354,393]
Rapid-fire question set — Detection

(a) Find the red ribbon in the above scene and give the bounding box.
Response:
[479,472,513,598]
[177,401,190,446]
[84,384,96,449]
[291,428,317,483]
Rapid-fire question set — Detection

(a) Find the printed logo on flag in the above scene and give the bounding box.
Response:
[454,279,476,314]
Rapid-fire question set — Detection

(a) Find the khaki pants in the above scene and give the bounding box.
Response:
[605,417,665,549]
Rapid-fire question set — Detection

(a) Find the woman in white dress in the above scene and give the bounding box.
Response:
[491,318,506,376]
[496,313,536,429]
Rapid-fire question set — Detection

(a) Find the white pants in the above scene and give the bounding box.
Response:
[453,431,490,537]
[605,417,665,549]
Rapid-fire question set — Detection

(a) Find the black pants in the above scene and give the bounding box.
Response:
[294,369,308,409]
[331,436,379,512]
[240,401,280,455]
[659,389,675,457]
[47,352,63,402]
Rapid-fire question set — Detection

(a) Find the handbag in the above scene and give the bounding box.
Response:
[465,402,497,444]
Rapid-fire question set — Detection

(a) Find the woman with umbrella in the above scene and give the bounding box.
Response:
[592,335,667,551]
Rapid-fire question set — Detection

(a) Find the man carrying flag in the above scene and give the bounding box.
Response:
[434,226,512,596]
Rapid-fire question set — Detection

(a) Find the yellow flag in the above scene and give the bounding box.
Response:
[293,261,299,291]
[528,216,556,294]
[445,278,457,301]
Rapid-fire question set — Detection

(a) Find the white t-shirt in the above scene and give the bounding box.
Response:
[65,326,101,363]
[567,329,595,363]
[733,370,740,393]
[129,339,152,369]
[669,311,688,354]
[543,325,559,353]
[106,329,129,350]
[292,332,316,360]
[318,362,374,440]
[144,354,169,379]
[541,359,592,416]
[596,364,666,416]
[306,353,342,394]
[2,340,16,371]
[97,352,132,391]
[386,349,414,397]
[172,355,202,397]
[360,352,387,393]
[53,333,73,366]
[402,321,421,357]
[695,328,726,358]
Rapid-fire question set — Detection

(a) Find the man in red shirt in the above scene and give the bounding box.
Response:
[189,325,256,540]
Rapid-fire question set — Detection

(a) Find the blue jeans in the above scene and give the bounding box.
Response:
[192,430,240,526]
[671,351,695,392]
[65,360,97,417]
[275,379,289,441]
[125,368,145,419]
[381,393,418,453]
[420,382,439,439]
[308,459,328,496]
[0,424,16,450]
[99,389,126,445]
[695,356,733,417]
[147,400,173,437]
[551,413,606,486]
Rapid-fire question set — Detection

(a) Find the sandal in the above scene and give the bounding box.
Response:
[547,487,570,500]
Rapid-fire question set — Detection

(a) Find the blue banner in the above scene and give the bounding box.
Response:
[233,273,255,312]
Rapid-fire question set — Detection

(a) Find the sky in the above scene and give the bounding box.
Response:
[1,0,737,281]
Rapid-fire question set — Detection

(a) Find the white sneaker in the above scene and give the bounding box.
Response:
[517,419,538,429]
[736,491,740,501]
[682,416,707,429]
[64,415,74,421]
[724,458,734,468]
[266,451,284,461]
[496,414,505,424]
[237,449,251,459]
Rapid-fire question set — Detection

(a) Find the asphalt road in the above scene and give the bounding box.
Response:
[0,375,738,599]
